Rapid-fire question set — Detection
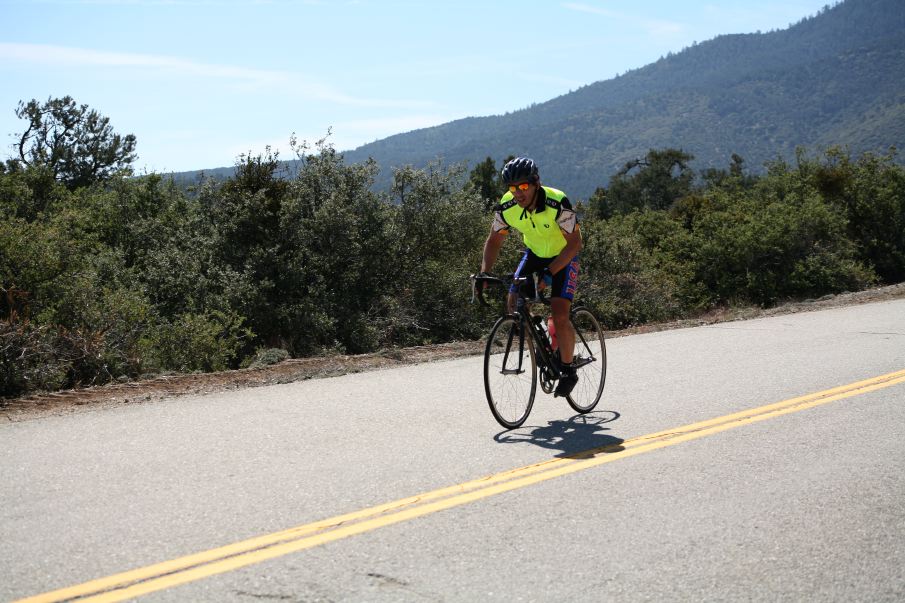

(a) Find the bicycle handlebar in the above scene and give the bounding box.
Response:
[470,273,507,307]
[469,272,548,309]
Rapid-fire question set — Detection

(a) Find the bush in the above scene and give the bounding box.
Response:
[386,162,503,344]
[690,180,877,305]
[242,347,290,369]
[0,319,67,396]
[579,215,686,327]
[825,149,905,283]
[140,310,252,373]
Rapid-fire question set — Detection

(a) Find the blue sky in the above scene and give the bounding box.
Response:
[1,0,833,174]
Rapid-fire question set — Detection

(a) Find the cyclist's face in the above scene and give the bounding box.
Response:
[510,181,536,207]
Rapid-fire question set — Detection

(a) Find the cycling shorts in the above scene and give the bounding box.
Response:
[510,250,580,301]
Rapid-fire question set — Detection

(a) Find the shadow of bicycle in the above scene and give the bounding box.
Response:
[493,411,625,458]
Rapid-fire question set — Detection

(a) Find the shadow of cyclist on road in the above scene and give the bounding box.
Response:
[493,411,625,457]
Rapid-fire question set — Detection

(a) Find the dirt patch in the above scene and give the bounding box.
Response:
[4,283,904,422]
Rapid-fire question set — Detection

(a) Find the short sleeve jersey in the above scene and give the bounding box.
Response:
[492,186,578,258]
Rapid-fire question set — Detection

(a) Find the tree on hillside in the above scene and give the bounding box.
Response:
[587,186,611,219]
[604,148,695,215]
[12,96,137,190]
[466,156,507,212]
[701,153,758,190]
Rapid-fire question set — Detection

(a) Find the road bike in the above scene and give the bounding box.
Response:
[471,273,607,429]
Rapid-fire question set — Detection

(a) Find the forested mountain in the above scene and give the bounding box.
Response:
[335,0,904,200]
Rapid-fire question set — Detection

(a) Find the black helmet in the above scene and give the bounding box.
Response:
[501,157,539,185]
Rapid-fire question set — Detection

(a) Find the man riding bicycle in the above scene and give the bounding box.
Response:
[479,157,583,397]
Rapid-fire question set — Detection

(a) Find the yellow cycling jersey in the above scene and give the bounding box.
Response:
[492,186,578,258]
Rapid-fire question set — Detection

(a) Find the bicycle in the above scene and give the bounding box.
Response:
[471,272,607,429]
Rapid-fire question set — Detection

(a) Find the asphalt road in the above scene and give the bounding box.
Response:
[3,299,904,602]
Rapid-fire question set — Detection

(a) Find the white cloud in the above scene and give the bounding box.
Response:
[0,43,432,109]
[644,19,684,36]
[561,2,619,17]
[561,2,685,36]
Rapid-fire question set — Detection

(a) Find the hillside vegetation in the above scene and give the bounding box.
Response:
[2,104,904,397]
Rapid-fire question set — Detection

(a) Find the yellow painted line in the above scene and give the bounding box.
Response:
[17,368,905,603]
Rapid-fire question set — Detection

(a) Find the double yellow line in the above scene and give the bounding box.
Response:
[19,368,905,603]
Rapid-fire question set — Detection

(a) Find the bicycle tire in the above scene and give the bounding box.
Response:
[484,315,537,429]
[566,307,607,413]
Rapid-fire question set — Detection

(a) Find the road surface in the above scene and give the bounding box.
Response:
[3,298,904,602]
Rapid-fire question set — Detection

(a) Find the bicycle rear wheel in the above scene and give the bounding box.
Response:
[566,307,607,413]
[484,315,537,429]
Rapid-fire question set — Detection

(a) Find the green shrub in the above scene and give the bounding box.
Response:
[579,215,686,327]
[690,184,876,305]
[242,347,290,369]
[140,310,252,373]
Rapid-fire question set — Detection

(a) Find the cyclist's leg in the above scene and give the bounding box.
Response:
[550,297,574,363]
[550,257,580,396]
[549,256,580,363]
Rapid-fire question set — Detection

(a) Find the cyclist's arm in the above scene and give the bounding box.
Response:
[548,218,582,275]
[481,226,508,273]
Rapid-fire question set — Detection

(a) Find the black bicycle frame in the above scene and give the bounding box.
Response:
[472,272,572,377]
[513,282,599,375]
[513,286,562,377]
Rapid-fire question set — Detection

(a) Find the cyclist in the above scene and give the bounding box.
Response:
[479,157,583,397]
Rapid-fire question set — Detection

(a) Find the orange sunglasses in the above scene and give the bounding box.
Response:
[508,182,531,193]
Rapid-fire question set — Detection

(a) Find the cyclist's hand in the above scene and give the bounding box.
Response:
[473,271,488,297]
[538,267,553,292]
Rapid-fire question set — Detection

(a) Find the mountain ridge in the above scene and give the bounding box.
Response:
[172,0,905,199]
[339,0,904,198]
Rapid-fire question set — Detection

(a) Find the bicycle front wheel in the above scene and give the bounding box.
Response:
[566,307,607,413]
[484,315,536,429]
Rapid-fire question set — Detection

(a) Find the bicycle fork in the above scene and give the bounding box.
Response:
[501,321,529,375]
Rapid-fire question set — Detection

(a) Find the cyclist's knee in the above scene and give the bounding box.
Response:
[550,298,571,321]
